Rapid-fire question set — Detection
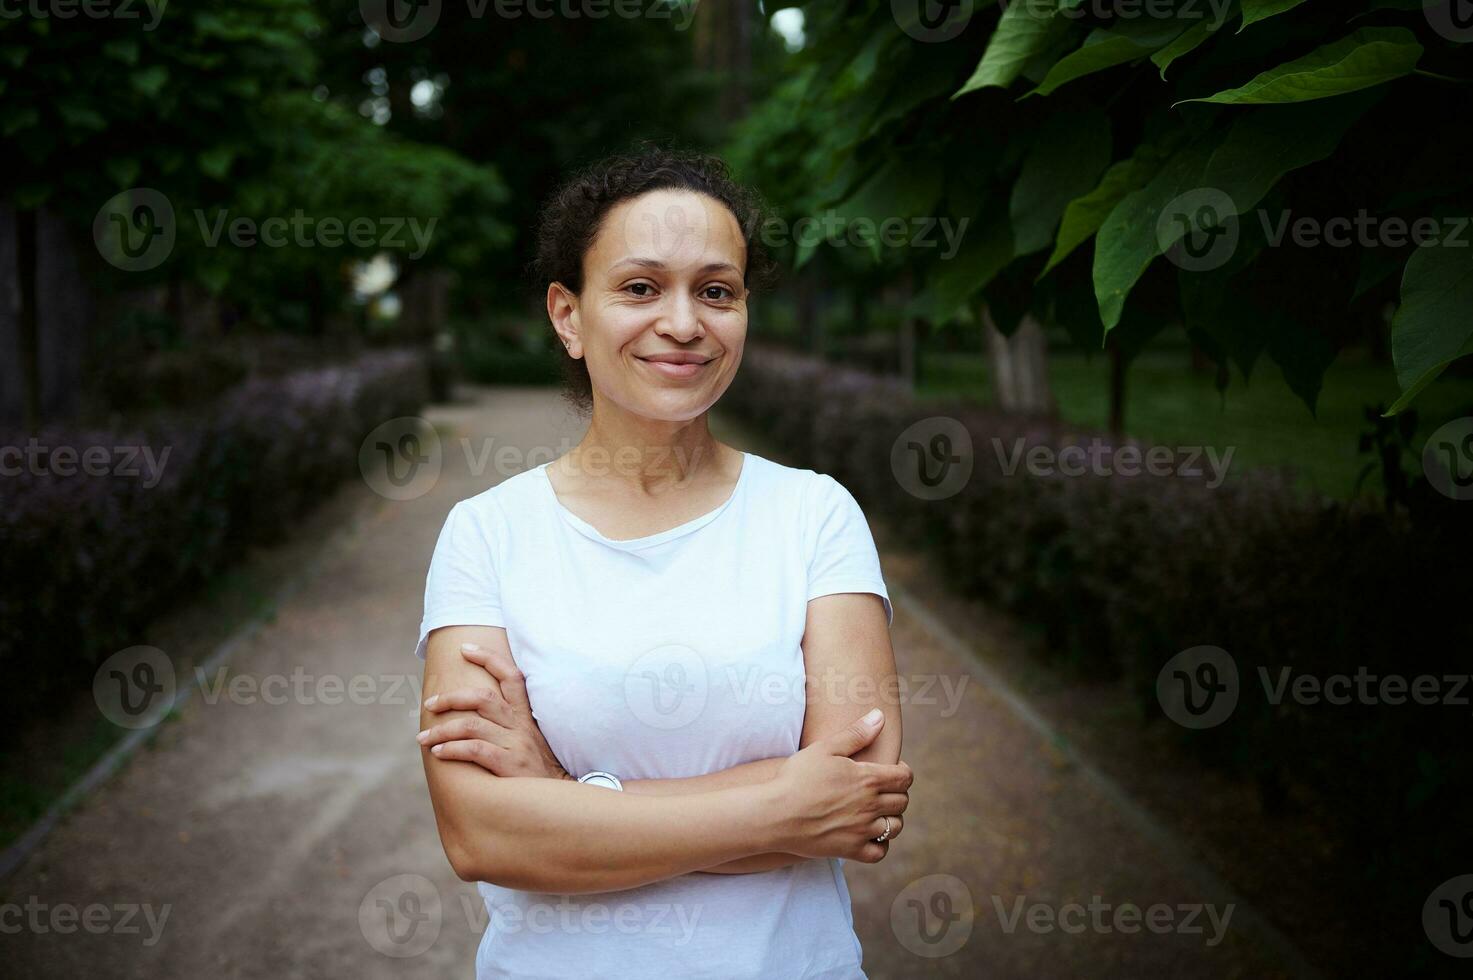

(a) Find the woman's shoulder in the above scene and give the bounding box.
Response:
[740,451,858,511]
[447,463,549,523]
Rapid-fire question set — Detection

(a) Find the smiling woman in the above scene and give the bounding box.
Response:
[415,144,910,980]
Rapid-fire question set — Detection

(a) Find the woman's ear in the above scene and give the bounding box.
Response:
[546,282,580,357]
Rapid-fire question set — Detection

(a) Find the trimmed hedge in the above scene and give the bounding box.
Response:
[1,350,429,718]
[724,343,1472,971]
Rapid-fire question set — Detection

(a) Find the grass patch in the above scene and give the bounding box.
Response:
[917,346,1473,499]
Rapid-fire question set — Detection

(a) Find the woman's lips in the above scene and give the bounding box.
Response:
[637,357,711,380]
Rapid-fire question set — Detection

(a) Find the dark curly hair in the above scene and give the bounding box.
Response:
[531,141,779,414]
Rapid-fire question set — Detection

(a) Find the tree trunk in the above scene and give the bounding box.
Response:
[16,208,40,428]
[981,302,1054,416]
[36,210,88,421]
[693,0,752,121]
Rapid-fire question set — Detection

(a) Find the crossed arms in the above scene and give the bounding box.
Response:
[418,591,910,894]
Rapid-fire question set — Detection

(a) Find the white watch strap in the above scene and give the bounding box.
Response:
[577,770,623,791]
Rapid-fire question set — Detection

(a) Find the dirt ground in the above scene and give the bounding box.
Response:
[2,386,1315,978]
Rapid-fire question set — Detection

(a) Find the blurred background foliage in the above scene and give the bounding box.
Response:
[728,0,1473,498]
[6,0,1470,494]
[2,5,1473,971]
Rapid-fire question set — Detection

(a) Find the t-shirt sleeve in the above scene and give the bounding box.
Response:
[804,473,894,627]
[415,499,506,661]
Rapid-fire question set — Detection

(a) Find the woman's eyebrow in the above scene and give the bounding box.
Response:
[611,257,741,276]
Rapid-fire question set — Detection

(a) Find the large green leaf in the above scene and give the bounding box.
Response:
[1009,110,1112,256]
[954,0,1068,96]
[1154,21,1214,79]
[1040,133,1184,278]
[1239,0,1311,29]
[1154,2,1240,78]
[1093,137,1221,331]
[1387,243,1473,414]
[907,201,1015,323]
[827,156,945,262]
[1197,95,1372,224]
[1027,24,1187,98]
[1180,242,1270,380]
[1177,27,1423,105]
[1092,98,1368,329]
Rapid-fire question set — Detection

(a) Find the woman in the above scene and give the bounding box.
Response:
[413,145,911,980]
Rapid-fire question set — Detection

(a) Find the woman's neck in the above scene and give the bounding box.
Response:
[559,408,733,497]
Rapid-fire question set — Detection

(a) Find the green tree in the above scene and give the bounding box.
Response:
[732,0,1473,416]
[2,0,511,420]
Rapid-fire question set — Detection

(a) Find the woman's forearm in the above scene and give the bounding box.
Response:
[428,766,788,894]
[623,757,808,874]
[621,756,783,796]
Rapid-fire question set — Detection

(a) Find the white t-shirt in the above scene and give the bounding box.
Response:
[416,450,893,980]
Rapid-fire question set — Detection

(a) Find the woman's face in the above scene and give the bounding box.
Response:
[552,189,748,424]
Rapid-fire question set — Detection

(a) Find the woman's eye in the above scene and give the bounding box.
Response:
[702,285,734,301]
[626,282,654,297]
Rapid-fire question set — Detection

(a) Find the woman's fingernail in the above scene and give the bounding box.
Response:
[430,744,443,754]
[423,695,438,709]
[416,730,430,743]
[863,708,883,727]
[461,643,481,652]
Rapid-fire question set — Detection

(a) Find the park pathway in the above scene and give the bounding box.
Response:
[4,386,1305,979]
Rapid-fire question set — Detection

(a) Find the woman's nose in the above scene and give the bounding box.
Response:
[656,292,703,341]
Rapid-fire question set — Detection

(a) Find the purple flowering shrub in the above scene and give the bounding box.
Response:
[0,350,429,713]
[724,343,1473,929]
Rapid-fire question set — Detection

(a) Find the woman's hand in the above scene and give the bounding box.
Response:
[416,643,573,781]
[765,708,912,864]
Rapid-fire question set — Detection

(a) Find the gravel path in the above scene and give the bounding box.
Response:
[3,386,1305,978]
